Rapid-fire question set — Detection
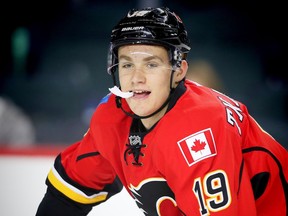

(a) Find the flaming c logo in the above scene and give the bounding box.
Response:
[128,178,182,215]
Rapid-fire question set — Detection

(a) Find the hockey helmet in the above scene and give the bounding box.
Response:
[107,7,191,74]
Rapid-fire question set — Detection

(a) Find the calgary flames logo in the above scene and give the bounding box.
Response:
[128,178,183,215]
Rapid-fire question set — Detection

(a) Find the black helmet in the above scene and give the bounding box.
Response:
[107,7,191,74]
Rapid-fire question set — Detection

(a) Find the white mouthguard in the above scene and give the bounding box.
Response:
[109,86,134,98]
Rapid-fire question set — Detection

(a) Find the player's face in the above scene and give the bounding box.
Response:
[118,44,173,126]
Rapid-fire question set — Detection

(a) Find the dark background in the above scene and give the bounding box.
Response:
[0,0,287,147]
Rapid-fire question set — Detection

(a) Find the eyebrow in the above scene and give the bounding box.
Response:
[118,54,164,63]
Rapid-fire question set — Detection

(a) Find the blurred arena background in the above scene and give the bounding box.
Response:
[0,0,287,146]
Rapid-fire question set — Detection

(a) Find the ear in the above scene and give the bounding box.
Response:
[173,60,188,84]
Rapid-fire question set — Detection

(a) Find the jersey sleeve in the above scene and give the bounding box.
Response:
[36,127,123,216]
[241,108,288,216]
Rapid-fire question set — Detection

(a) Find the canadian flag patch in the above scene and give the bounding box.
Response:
[177,128,217,166]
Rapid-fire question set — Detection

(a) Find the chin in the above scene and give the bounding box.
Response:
[134,111,149,116]
[132,109,152,117]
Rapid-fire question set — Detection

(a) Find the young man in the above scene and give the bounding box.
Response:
[36,7,288,216]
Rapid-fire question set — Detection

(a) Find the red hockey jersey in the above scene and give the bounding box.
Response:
[37,80,288,216]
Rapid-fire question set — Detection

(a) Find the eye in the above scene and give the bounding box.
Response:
[120,62,133,69]
[146,62,159,69]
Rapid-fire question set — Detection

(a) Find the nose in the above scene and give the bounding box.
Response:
[131,67,146,84]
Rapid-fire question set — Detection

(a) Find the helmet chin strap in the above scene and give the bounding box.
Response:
[113,69,176,119]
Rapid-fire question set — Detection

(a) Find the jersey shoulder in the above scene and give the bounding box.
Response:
[92,93,130,124]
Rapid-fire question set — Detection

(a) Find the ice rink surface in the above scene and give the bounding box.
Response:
[0,153,143,216]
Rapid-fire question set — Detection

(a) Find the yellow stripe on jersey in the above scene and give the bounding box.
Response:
[47,167,108,204]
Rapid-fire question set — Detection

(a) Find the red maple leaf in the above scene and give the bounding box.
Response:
[191,139,206,153]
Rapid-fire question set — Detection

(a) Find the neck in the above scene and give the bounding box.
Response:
[140,104,168,130]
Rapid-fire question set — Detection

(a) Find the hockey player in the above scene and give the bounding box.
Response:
[36,7,288,216]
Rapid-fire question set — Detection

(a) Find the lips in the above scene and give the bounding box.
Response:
[133,90,151,99]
